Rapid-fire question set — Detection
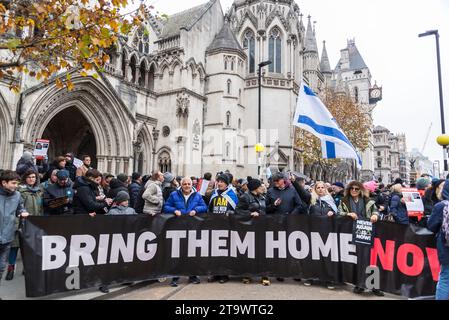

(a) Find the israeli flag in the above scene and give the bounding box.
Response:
[293,82,362,169]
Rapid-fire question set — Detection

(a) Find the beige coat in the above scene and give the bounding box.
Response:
[142,180,163,215]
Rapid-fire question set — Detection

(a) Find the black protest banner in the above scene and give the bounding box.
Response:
[20,214,439,298]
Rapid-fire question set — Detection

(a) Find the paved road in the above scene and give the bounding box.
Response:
[1,258,402,300]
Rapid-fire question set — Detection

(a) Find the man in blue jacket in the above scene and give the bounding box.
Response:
[0,170,29,296]
[428,179,449,300]
[163,177,207,287]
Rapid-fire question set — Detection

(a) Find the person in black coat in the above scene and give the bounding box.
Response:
[64,153,78,182]
[162,172,178,201]
[73,169,112,215]
[236,178,270,286]
[128,172,142,208]
[107,174,129,199]
[43,170,74,215]
[290,173,311,206]
[134,175,151,214]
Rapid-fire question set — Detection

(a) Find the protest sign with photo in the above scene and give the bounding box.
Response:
[32,139,50,158]
[401,188,425,219]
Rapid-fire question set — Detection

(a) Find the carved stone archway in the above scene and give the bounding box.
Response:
[22,76,134,174]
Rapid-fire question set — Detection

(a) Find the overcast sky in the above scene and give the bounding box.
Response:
[140,0,449,164]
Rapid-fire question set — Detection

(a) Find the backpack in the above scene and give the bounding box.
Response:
[441,200,449,247]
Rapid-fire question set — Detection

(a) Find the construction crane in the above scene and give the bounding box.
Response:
[421,122,433,154]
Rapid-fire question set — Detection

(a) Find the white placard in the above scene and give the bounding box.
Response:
[197,179,210,196]
[73,158,83,168]
[33,139,50,157]
[401,188,424,214]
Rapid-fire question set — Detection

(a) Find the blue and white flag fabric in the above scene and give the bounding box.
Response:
[293,82,362,169]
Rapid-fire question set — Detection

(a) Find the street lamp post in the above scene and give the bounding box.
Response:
[152,127,160,172]
[257,60,272,177]
[419,30,447,171]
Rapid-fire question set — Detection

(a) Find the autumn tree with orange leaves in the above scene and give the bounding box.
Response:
[295,88,370,174]
[0,0,164,92]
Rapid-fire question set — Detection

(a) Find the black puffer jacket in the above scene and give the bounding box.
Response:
[236,191,266,215]
[73,176,108,215]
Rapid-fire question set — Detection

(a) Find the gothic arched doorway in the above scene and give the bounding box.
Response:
[41,106,97,167]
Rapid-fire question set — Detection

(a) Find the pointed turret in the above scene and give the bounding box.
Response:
[304,15,318,53]
[320,40,331,73]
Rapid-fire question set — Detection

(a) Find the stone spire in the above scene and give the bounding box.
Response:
[304,15,318,52]
[320,40,331,73]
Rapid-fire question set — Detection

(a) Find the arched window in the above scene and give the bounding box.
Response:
[130,55,137,83]
[133,26,150,54]
[268,28,282,73]
[354,86,359,103]
[148,64,155,91]
[226,111,231,127]
[121,50,127,78]
[139,61,146,87]
[158,151,172,173]
[225,142,231,158]
[243,29,255,73]
[227,79,231,95]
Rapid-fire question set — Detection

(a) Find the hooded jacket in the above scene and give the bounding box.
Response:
[309,195,337,216]
[107,205,136,215]
[72,176,108,215]
[339,195,379,219]
[389,192,409,225]
[0,187,26,244]
[142,180,163,215]
[428,180,449,265]
[18,184,43,217]
[128,180,142,208]
[163,189,208,214]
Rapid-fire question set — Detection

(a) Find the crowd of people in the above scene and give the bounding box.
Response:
[1,151,449,300]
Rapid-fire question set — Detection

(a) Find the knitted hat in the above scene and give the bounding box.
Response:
[332,182,344,189]
[416,177,431,190]
[216,174,230,185]
[56,170,69,180]
[238,178,248,186]
[117,173,128,183]
[248,178,262,191]
[114,191,129,204]
[363,180,378,193]
[163,172,175,183]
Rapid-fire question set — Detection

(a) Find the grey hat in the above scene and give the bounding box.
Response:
[272,171,287,181]
[114,191,130,204]
[23,151,33,161]
[163,172,175,183]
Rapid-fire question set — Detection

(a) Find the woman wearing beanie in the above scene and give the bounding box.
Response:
[236,178,270,286]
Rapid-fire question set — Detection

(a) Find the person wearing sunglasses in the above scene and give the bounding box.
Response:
[338,180,383,296]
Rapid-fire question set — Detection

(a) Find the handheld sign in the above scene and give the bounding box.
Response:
[352,219,375,246]
[73,157,83,168]
[197,179,210,196]
[401,188,424,221]
[33,139,50,159]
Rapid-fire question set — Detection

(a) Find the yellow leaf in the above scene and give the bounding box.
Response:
[80,71,88,77]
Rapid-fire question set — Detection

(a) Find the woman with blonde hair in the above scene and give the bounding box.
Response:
[389,183,409,225]
[309,181,338,217]
[304,181,338,289]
